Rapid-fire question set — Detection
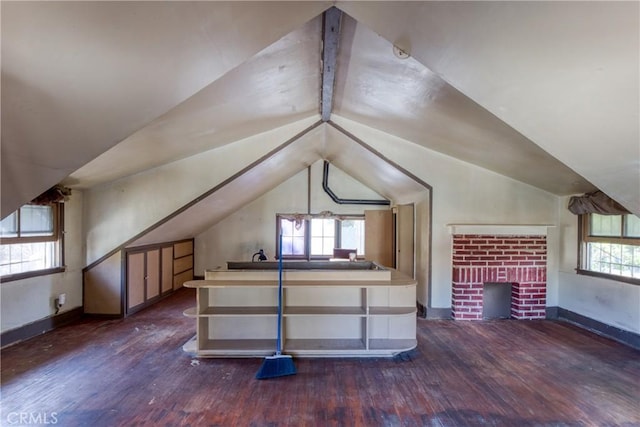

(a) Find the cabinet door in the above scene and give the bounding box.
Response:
[127,252,145,310]
[365,210,394,267]
[395,204,415,277]
[146,249,161,300]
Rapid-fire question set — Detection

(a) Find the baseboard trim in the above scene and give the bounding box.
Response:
[426,307,452,320]
[556,307,640,350]
[545,306,559,319]
[1,307,84,349]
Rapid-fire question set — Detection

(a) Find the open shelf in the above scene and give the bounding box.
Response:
[199,339,277,356]
[183,335,276,356]
[183,269,417,358]
[284,306,366,316]
[285,339,366,352]
[185,306,277,317]
[368,339,417,351]
[183,307,198,317]
[369,306,416,316]
[200,306,277,316]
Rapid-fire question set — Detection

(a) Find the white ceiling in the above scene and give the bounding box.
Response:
[2,2,638,221]
[338,1,639,213]
[65,16,323,188]
[332,14,592,195]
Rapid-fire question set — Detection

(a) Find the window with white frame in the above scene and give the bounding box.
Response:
[581,213,640,280]
[277,214,365,259]
[310,218,336,256]
[0,204,64,279]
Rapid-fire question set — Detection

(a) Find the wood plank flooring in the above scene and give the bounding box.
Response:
[1,288,639,426]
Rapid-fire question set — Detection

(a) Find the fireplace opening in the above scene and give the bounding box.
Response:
[483,282,512,319]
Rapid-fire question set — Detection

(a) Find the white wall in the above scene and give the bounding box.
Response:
[1,191,84,333]
[557,197,640,334]
[333,117,560,309]
[195,160,387,273]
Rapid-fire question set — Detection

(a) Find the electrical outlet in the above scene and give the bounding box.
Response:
[54,293,66,314]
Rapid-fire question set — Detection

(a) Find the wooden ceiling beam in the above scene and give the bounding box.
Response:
[321,7,342,122]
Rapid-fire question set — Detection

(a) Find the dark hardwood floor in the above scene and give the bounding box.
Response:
[1,288,638,427]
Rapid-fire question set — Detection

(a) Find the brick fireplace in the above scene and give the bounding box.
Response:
[451,233,547,320]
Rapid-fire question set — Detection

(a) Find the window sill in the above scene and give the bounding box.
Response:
[1,267,66,284]
[576,269,640,286]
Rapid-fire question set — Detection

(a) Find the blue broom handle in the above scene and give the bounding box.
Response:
[276,231,283,354]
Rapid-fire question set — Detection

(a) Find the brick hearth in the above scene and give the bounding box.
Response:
[452,234,547,320]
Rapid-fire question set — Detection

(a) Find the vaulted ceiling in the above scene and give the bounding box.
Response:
[2,2,638,219]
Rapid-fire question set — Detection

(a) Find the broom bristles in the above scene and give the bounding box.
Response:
[255,354,296,380]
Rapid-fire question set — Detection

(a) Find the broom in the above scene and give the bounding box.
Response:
[255,231,296,379]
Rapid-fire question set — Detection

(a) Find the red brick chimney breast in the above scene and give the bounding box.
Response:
[452,235,547,320]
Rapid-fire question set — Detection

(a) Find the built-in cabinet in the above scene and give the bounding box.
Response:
[126,239,193,315]
[365,210,394,267]
[364,206,415,277]
[127,248,165,314]
[172,240,194,291]
[183,268,416,358]
[84,238,193,317]
[395,204,415,278]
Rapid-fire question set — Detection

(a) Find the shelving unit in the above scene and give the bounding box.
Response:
[183,266,417,358]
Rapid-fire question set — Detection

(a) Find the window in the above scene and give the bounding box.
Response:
[279,216,307,258]
[277,214,365,259]
[0,204,64,280]
[338,219,365,256]
[310,218,335,256]
[580,213,640,282]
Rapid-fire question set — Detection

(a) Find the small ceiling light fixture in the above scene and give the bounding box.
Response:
[393,44,410,60]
